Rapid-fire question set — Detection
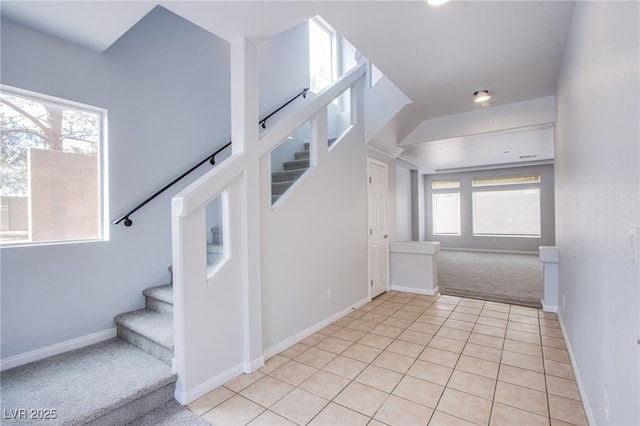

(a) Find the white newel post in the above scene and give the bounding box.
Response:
[539,246,559,312]
[230,37,264,373]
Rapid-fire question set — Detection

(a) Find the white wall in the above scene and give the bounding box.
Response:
[555,2,639,425]
[0,7,232,361]
[258,21,309,123]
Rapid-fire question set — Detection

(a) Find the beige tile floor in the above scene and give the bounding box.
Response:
[188,292,588,426]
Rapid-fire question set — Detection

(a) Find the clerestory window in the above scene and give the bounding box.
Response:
[309,17,336,94]
[0,86,107,246]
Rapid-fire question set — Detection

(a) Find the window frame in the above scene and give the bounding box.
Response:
[0,85,109,247]
[471,175,542,238]
[431,179,461,236]
[308,16,339,94]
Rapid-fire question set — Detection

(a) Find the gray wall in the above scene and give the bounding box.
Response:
[555,2,639,424]
[0,7,233,359]
[424,164,555,252]
[395,166,412,241]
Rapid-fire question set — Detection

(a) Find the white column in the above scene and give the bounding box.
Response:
[230,37,264,372]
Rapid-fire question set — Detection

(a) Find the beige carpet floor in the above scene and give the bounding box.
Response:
[437,250,543,308]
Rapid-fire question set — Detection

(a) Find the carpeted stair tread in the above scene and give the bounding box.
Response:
[115,309,173,350]
[283,158,309,170]
[294,150,310,160]
[143,284,173,305]
[0,338,176,426]
[272,168,306,183]
[272,180,296,196]
[128,400,209,425]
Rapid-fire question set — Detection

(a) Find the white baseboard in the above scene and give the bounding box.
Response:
[390,285,440,296]
[177,298,369,405]
[244,356,265,374]
[0,328,117,371]
[541,299,558,313]
[556,312,595,426]
[262,297,369,361]
[175,363,245,405]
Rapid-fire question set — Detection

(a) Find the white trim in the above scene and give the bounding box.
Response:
[557,312,596,426]
[541,299,558,313]
[367,145,403,160]
[262,297,369,360]
[243,356,265,375]
[174,362,245,405]
[390,285,440,296]
[0,327,116,371]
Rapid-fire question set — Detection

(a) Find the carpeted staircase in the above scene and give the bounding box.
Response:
[271,142,310,204]
[0,277,207,425]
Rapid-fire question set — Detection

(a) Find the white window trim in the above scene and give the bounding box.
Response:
[0,85,109,247]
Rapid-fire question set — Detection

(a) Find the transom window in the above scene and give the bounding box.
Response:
[0,86,107,245]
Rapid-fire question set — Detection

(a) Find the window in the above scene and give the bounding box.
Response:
[0,87,106,245]
[472,174,541,237]
[432,180,460,235]
[309,17,336,93]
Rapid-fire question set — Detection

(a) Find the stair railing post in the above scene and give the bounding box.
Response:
[230,36,265,374]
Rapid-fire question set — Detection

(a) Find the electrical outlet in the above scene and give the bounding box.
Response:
[327,288,332,300]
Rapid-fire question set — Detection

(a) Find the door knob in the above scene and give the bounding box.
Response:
[384,234,388,239]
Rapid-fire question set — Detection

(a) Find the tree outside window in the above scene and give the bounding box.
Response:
[0,88,104,245]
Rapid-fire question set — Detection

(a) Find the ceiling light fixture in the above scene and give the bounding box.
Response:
[427,0,450,7]
[474,90,491,103]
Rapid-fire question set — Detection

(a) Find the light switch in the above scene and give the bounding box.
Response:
[630,227,639,263]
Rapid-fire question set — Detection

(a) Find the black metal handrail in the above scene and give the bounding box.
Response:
[113,87,309,227]
[259,88,308,128]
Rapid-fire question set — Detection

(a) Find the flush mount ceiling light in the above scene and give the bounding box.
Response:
[474,90,491,103]
[427,0,450,7]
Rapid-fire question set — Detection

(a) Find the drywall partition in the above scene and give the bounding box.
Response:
[0,8,233,365]
[424,164,555,252]
[172,37,264,404]
[554,2,639,425]
[171,62,369,402]
[260,64,370,355]
[363,69,412,146]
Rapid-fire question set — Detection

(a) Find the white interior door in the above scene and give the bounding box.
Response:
[368,159,389,299]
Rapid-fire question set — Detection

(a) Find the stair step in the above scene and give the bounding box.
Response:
[272,180,295,196]
[115,309,173,365]
[272,168,307,183]
[144,284,173,315]
[0,338,176,425]
[294,150,310,160]
[283,158,309,170]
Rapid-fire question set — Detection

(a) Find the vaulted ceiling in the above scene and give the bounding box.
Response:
[1,1,575,172]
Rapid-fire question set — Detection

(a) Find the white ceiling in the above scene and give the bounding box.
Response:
[400,123,555,173]
[1,0,575,173]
